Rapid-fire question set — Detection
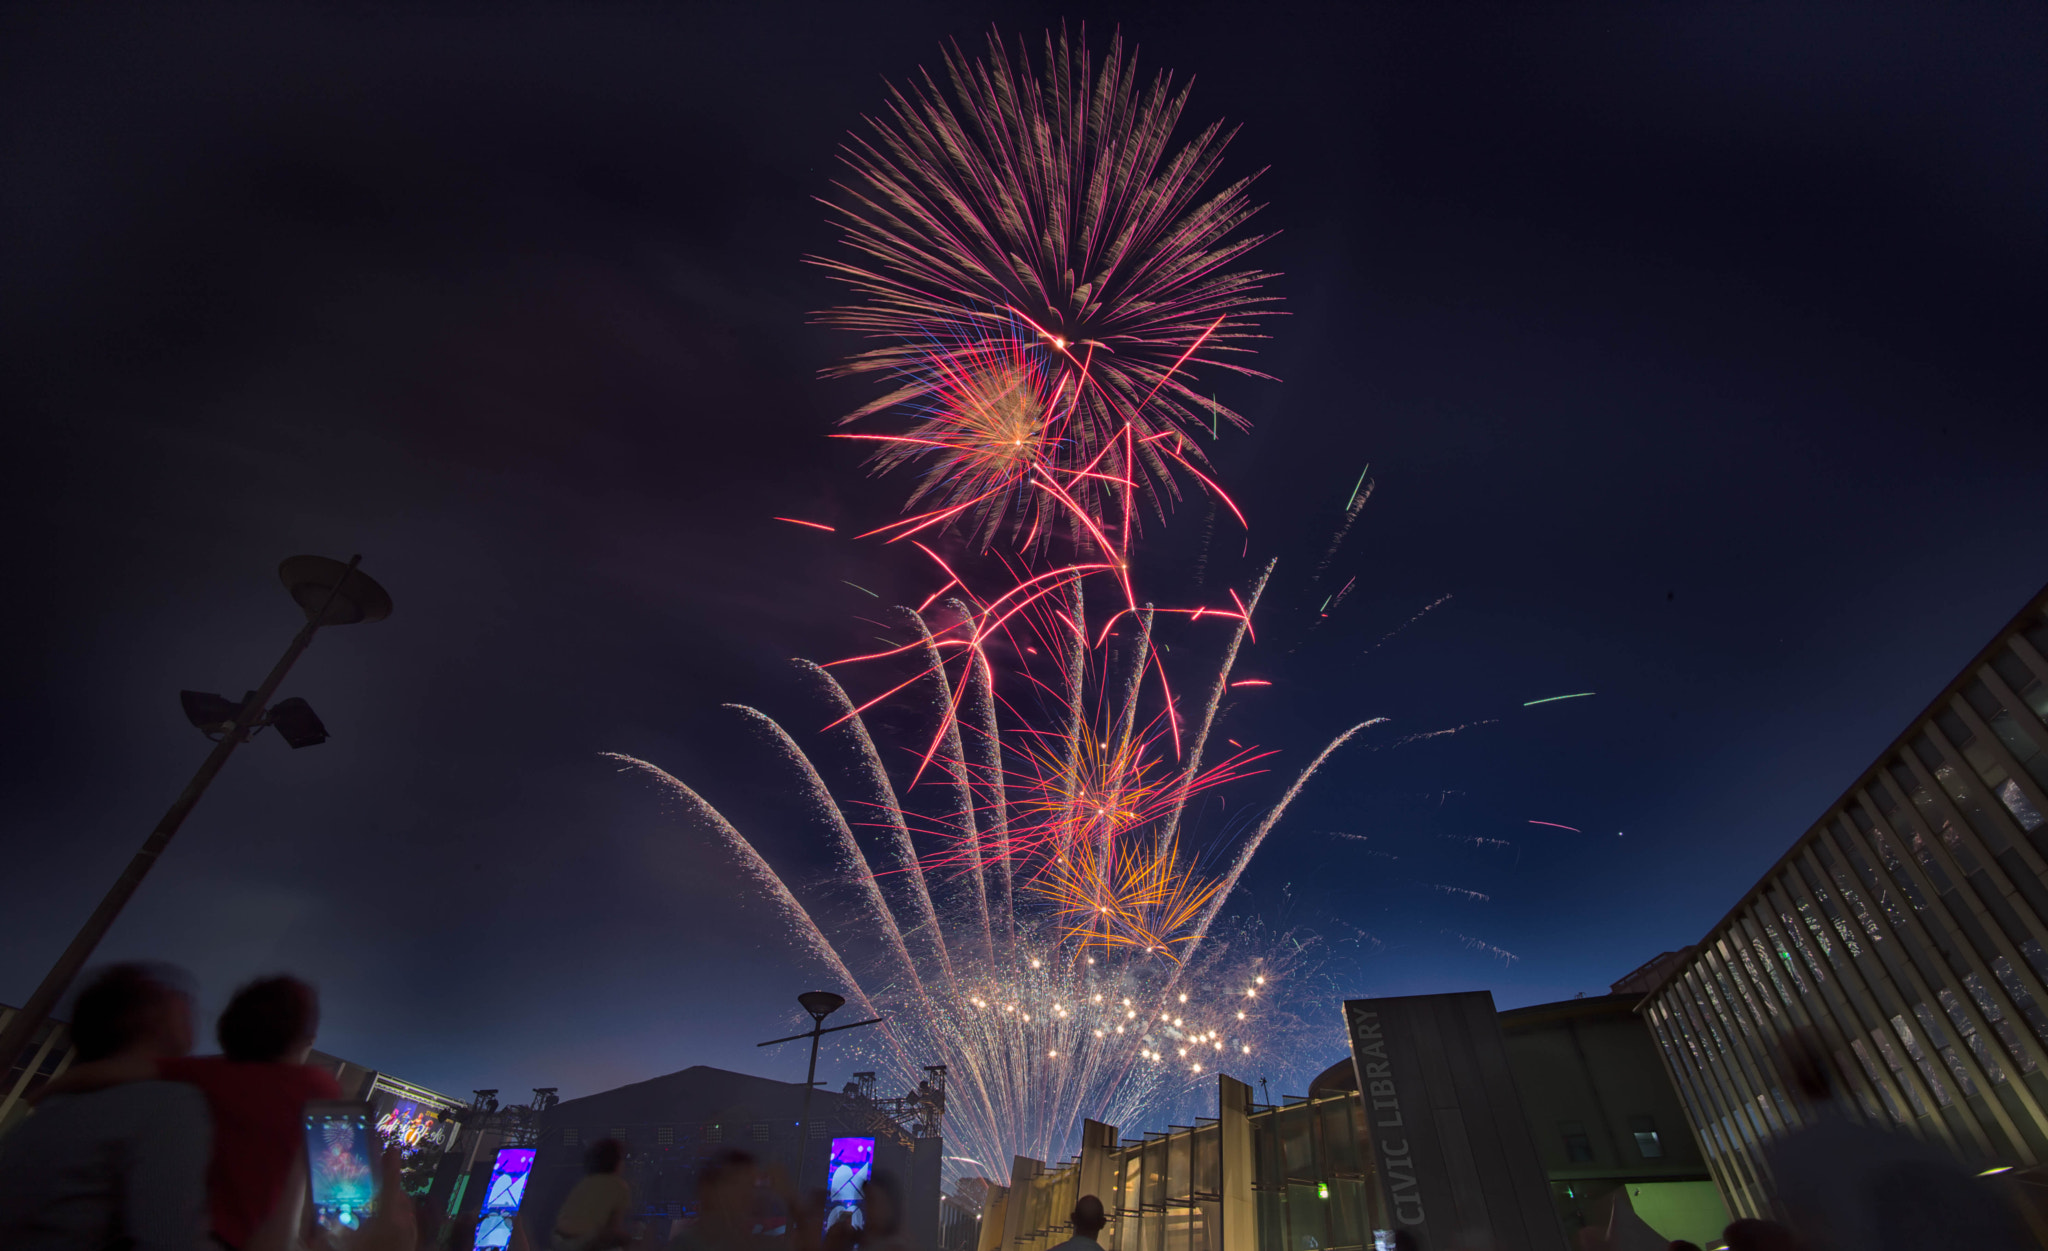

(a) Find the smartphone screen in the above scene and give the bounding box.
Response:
[303,1101,378,1231]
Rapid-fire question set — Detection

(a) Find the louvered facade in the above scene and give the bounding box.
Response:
[1643,586,2048,1219]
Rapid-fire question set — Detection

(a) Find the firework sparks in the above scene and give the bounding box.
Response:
[1528,820,1581,832]
[617,628,1348,1177]
[813,25,1277,551]
[1523,691,1595,707]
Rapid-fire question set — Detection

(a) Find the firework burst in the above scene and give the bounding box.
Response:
[813,25,1278,545]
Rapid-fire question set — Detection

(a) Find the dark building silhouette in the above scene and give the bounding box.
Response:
[529,1065,942,1247]
[1499,994,1727,1246]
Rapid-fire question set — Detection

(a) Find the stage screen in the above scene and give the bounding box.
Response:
[472,1147,538,1250]
[825,1137,875,1232]
[374,1099,443,1149]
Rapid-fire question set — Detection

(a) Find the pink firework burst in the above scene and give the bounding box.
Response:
[811,25,1280,543]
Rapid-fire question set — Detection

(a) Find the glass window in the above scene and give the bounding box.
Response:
[1962,680,2048,792]
[1629,1115,1662,1159]
[1991,647,2048,723]
[1935,709,2045,832]
[1558,1121,1594,1162]
[1914,733,2020,850]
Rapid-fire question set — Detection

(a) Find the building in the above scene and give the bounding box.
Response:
[982,992,1598,1251]
[1642,585,2048,1220]
[1499,993,1726,1246]
[979,1077,1364,1251]
[527,1065,943,1247]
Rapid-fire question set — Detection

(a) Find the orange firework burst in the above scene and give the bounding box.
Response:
[836,330,1070,549]
[1028,832,1224,962]
[1010,719,1169,854]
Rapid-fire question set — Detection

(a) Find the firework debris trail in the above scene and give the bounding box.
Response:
[602,753,880,1022]
[1310,470,1374,584]
[1185,716,1389,952]
[728,703,929,1004]
[1365,593,1453,655]
[1442,834,1513,851]
[1449,933,1520,967]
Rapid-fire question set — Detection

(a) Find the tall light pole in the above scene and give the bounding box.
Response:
[0,554,392,1081]
[757,991,883,1192]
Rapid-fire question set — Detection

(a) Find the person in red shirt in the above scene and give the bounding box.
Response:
[39,974,341,1250]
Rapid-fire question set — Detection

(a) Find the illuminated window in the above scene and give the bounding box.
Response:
[564,1128,580,1147]
[1629,1116,1662,1159]
[707,1124,722,1144]
[658,1126,674,1147]
[609,1127,628,1143]
[1558,1121,1593,1162]
[751,1122,770,1142]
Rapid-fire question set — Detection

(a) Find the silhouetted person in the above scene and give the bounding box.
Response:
[0,963,211,1251]
[1666,1241,1703,1251]
[42,973,342,1249]
[1720,1219,1797,1251]
[1046,1195,1106,1251]
[552,1138,632,1251]
[1762,1026,2029,1251]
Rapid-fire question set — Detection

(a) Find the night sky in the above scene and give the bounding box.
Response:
[5,3,2046,1107]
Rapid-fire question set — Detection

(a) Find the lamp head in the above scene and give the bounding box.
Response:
[798,991,846,1022]
[180,690,243,738]
[267,697,329,749]
[278,555,392,626]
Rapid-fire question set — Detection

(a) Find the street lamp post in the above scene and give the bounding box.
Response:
[0,555,392,1081]
[757,991,884,1193]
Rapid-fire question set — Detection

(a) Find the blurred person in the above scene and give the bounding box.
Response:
[857,1172,910,1251]
[0,963,212,1251]
[40,973,343,1249]
[1761,1026,2029,1251]
[1719,1219,1797,1251]
[551,1138,631,1251]
[673,1151,761,1251]
[1046,1195,1106,1251]
[1666,1241,1703,1251]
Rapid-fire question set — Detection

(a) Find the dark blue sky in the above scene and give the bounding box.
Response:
[4,3,2045,1105]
